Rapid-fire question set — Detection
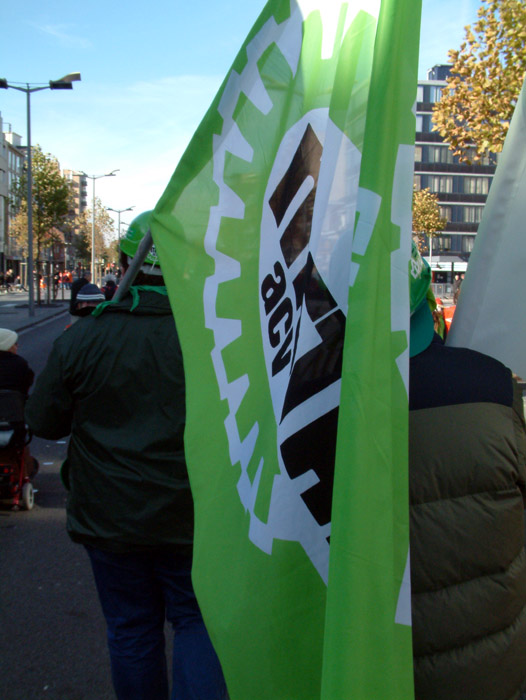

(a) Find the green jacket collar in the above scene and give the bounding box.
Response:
[91,285,169,318]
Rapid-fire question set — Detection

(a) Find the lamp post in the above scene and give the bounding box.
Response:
[0,72,81,316]
[80,170,118,282]
[107,207,134,272]
[120,221,132,237]
[107,206,134,245]
[118,222,132,276]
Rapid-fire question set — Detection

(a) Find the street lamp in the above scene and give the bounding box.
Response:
[107,206,134,245]
[0,72,81,316]
[80,170,119,282]
[119,221,132,245]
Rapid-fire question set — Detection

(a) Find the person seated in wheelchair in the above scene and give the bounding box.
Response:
[0,329,34,395]
[0,329,37,479]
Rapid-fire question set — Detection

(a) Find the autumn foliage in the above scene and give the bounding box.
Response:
[412,188,447,253]
[432,0,526,163]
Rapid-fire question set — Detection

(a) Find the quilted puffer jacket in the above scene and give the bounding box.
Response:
[410,338,526,700]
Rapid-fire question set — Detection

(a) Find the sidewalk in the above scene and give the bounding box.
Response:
[0,288,71,333]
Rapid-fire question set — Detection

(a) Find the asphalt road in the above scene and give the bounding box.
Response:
[0,314,114,700]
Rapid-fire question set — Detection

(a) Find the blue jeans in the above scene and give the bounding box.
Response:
[85,546,227,700]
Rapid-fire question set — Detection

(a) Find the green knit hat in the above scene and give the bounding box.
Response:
[409,241,434,357]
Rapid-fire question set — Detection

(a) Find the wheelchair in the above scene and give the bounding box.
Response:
[0,390,38,510]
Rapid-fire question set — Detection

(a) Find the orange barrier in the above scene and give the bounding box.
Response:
[443,305,456,331]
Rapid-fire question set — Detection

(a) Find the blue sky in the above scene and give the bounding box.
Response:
[1,0,480,236]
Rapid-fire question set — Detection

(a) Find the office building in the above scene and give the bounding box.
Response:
[414,64,497,292]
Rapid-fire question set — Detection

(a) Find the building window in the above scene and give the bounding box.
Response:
[431,235,452,253]
[429,175,453,193]
[427,145,454,164]
[463,147,498,166]
[429,85,444,103]
[463,207,483,223]
[414,146,422,162]
[416,115,433,132]
[429,146,440,163]
[463,177,489,195]
[414,174,422,189]
[417,85,424,102]
[439,206,451,220]
[461,236,475,253]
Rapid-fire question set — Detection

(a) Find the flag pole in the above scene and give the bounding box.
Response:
[113,230,153,303]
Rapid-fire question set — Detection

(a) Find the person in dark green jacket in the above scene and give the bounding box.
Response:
[25,211,226,700]
[409,242,526,700]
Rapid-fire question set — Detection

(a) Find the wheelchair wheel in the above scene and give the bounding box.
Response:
[22,482,34,510]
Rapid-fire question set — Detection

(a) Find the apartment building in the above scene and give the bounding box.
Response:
[63,169,88,218]
[415,65,497,289]
[0,115,7,268]
[0,113,25,271]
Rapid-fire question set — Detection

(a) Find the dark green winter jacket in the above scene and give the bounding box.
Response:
[25,288,193,552]
[410,338,526,700]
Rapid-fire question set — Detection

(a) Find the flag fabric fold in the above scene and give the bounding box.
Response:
[446,76,526,380]
[151,1,420,697]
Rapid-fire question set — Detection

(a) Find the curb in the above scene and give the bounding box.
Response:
[15,306,69,333]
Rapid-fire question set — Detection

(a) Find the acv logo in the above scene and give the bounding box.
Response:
[258,108,370,573]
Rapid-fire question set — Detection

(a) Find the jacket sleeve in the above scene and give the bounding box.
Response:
[25,343,73,439]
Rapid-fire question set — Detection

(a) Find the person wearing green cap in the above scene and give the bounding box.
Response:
[408,242,526,699]
[25,211,226,700]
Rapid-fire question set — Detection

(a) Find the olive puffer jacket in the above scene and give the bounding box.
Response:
[410,338,526,700]
[26,287,193,552]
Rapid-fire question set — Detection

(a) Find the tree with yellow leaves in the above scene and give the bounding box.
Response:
[412,187,447,255]
[10,145,73,264]
[432,0,526,163]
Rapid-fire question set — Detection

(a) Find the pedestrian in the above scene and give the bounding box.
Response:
[408,242,526,700]
[5,268,14,292]
[25,210,227,700]
[69,270,92,317]
[101,274,117,301]
[452,272,464,304]
[72,283,105,317]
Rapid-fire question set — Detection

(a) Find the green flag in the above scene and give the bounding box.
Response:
[151,1,420,697]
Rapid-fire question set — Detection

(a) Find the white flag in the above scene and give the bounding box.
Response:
[447,76,526,378]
